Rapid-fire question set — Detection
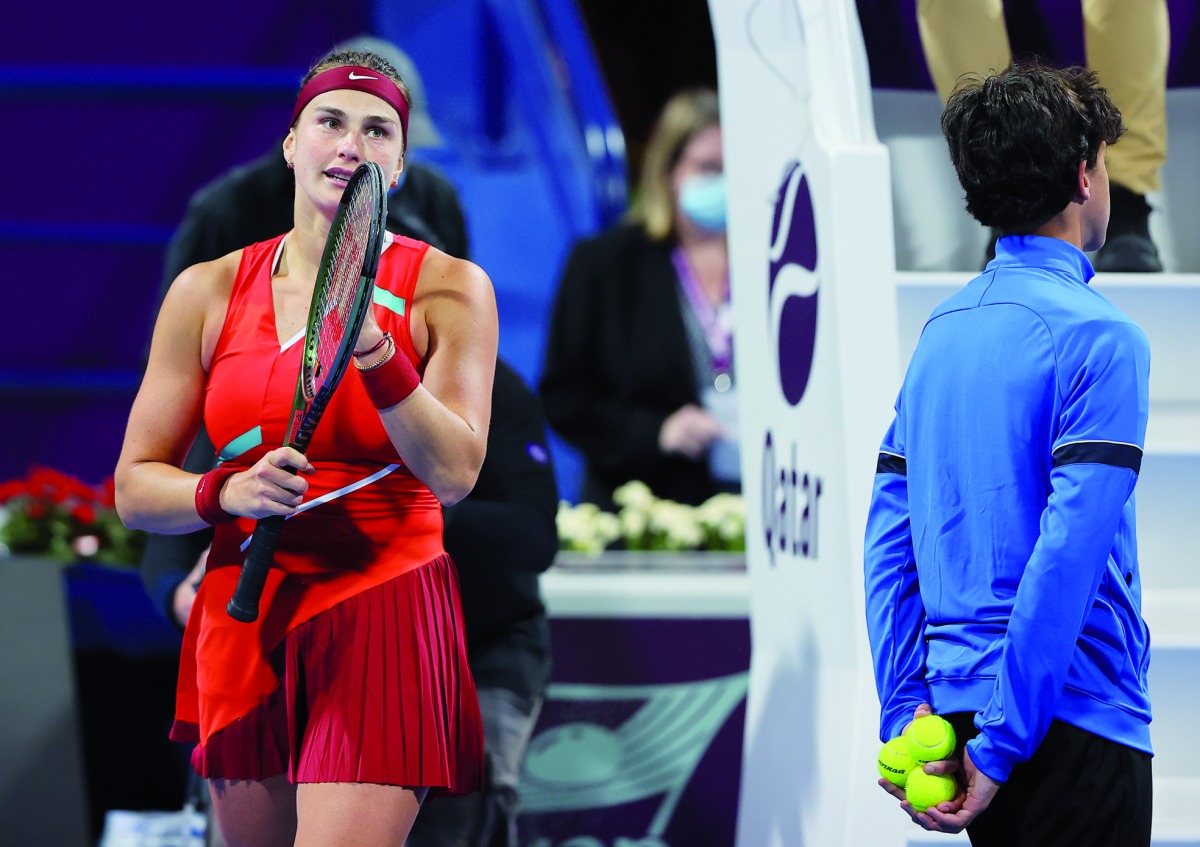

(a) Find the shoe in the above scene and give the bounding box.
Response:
[1093,232,1163,273]
[1095,183,1163,273]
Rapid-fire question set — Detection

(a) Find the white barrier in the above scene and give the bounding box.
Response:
[709,1,910,843]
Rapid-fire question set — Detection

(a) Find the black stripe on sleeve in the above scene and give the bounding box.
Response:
[1052,441,1142,475]
[876,452,907,476]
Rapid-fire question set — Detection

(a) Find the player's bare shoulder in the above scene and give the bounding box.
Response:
[414,246,494,301]
[411,246,497,349]
[159,248,246,366]
[165,249,242,312]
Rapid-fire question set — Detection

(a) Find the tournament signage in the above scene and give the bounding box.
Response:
[708,0,912,843]
[763,161,823,565]
[518,615,751,846]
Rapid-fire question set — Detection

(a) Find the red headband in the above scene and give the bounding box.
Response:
[290,65,410,144]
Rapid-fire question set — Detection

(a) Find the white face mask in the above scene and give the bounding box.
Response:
[678,174,727,232]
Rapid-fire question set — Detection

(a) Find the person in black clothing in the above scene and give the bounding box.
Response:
[407,358,558,847]
[539,88,736,510]
[139,37,558,847]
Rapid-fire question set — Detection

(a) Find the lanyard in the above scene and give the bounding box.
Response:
[672,246,733,374]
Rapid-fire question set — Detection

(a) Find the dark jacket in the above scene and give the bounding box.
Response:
[539,222,717,509]
[443,359,558,702]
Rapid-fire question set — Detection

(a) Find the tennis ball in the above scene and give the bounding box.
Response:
[906,714,956,762]
[877,737,919,787]
[906,768,957,812]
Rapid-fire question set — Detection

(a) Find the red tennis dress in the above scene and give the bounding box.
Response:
[170,233,482,793]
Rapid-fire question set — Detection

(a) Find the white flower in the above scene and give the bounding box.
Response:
[557,488,745,554]
[612,480,656,512]
[647,500,704,550]
[556,501,620,554]
[619,506,648,540]
[592,511,621,548]
[72,534,101,558]
[694,493,746,550]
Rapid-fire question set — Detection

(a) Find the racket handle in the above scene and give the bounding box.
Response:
[227,515,286,623]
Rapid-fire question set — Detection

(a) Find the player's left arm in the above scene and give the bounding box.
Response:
[374,250,498,505]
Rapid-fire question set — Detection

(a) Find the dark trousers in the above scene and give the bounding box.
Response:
[406,687,542,847]
[944,713,1153,847]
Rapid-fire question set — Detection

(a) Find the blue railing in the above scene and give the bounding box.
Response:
[534,0,628,227]
[0,65,296,250]
[479,0,627,235]
[0,368,141,393]
[0,222,174,246]
[0,64,300,100]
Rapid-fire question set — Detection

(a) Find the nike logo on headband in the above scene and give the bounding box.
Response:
[347,72,378,80]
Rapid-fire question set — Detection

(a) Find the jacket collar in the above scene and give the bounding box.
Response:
[989,235,1095,285]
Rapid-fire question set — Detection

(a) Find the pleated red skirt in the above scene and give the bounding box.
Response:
[187,555,483,795]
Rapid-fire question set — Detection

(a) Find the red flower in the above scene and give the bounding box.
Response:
[98,477,117,509]
[71,503,97,525]
[1,466,146,566]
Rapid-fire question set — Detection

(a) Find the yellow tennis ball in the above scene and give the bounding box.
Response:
[877,737,919,787]
[906,768,957,812]
[906,714,956,762]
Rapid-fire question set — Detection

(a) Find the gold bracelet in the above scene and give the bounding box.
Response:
[353,335,397,372]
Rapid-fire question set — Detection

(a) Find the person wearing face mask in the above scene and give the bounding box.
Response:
[539,88,736,510]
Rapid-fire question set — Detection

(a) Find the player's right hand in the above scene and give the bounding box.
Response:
[222,447,315,518]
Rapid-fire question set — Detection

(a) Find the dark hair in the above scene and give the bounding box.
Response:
[300,49,413,113]
[940,60,1124,231]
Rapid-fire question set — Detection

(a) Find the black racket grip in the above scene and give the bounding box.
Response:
[227,514,286,622]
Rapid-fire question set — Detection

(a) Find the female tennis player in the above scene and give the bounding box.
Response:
[115,48,496,847]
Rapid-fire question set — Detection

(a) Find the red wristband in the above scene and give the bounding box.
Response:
[357,350,421,409]
[195,466,239,525]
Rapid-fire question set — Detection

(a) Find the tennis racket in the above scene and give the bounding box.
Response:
[227,161,388,623]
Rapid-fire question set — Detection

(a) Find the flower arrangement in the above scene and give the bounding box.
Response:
[0,466,146,566]
[557,480,746,554]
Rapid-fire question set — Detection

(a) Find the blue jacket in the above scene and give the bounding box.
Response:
[863,236,1153,782]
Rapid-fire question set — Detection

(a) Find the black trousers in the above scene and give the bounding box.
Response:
[944,713,1152,847]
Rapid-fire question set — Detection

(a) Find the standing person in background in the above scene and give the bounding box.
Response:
[118,46,496,846]
[917,0,1169,272]
[539,88,737,510]
[864,61,1153,844]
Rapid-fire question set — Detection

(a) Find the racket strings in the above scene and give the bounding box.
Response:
[304,187,377,399]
